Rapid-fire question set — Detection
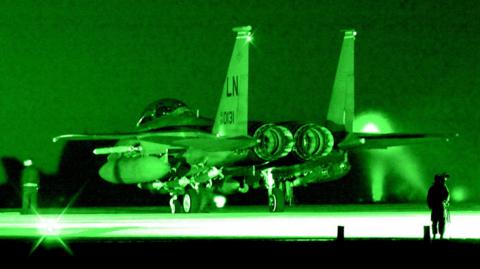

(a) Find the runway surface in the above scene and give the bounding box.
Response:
[1,204,479,240]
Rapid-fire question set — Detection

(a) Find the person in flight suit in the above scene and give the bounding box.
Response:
[21,159,40,215]
[427,173,450,239]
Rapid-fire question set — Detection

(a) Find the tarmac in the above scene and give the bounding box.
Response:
[0,204,479,257]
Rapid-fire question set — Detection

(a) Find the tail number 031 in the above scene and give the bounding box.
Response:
[221,111,235,125]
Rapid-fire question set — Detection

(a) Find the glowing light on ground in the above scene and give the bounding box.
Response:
[354,111,426,202]
[354,113,390,202]
[370,159,386,202]
[37,218,61,236]
[27,182,88,255]
[452,187,467,202]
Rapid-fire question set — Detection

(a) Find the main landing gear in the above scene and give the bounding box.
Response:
[262,168,294,213]
[269,187,285,212]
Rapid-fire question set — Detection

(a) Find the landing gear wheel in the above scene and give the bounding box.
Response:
[169,197,183,214]
[183,188,200,213]
[268,187,285,212]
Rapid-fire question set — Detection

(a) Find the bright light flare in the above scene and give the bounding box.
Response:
[354,113,393,133]
[361,123,380,133]
[214,195,227,208]
[29,181,88,255]
[37,218,61,236]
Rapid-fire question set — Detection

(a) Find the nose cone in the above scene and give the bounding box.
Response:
[99,162,118,183]
[99,156,171,184]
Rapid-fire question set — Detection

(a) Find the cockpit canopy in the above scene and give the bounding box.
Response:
[136,98,193,127]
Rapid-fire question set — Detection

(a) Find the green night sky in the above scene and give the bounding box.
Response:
[0,0,478,202]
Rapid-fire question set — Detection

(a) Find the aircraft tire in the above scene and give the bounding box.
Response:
[268,187,285,212]
[169,198,183,214]
[183,188,201,213]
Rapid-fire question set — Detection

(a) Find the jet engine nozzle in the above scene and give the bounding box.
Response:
[292,124,334,161]
[251,123,294,161]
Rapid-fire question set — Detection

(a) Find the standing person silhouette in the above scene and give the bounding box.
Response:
[427,173,450,239]
[21,159,40,215]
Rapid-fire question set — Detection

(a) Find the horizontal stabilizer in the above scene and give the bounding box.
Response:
[338,132,459,150]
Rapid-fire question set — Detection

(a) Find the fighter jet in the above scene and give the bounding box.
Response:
[53,26,454,213]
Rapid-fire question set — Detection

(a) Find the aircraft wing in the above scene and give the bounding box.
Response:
[53,133,143,142]
[338,132,459,150]
[53,132,257,152]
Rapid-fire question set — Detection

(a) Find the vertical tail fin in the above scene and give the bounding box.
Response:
[326,30,356,132]
[213,26,252,137]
